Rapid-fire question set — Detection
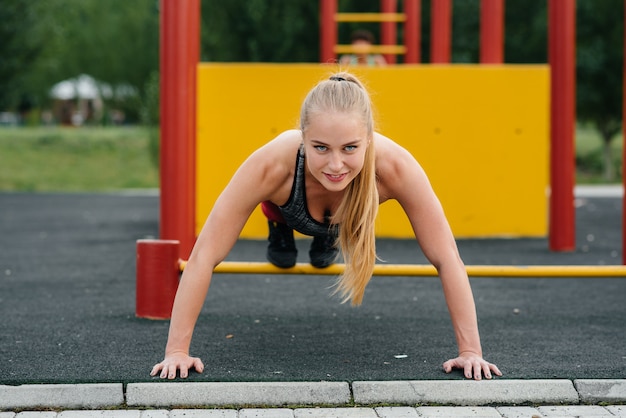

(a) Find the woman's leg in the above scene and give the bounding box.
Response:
[261,201,297,268]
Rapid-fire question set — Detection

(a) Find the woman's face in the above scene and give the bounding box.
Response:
[303,111,369,192]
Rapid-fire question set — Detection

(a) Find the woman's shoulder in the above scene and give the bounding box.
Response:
[373,133,424,191]
[254,130,302,162]
[373,132,415,168]
[244,130,301,186]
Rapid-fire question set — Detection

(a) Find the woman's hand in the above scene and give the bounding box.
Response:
[150,352,205,379]
[442,352,502,381]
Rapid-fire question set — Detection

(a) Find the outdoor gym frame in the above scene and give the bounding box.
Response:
[136,0,626,319]
[137,239,626,319]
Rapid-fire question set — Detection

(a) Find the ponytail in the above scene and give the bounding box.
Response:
[300,72,378,305]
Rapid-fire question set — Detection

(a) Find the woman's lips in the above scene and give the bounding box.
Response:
[324,172,348,183]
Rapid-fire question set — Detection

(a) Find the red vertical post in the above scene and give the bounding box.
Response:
[622,0,626,264]
[548,0,576,251]
[404,0,421,63]
[480,0,504,63]
[381,0,398,64]
[431,0,452,63]
[320,0,337,63]
[136,240,181,319]
[160,0,199,259]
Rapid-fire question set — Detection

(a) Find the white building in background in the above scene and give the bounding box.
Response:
[49,74,136,125]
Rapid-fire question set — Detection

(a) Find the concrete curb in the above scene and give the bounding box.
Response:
[352,379,579,406]
[0,383,123,410]
[126,382,351,408]
[575,379,626,404]
[1,380,626,411]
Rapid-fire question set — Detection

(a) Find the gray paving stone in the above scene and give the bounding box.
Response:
[352,380,579,406]
[15,413,58,418]
[374,406,421,417]
[126,382,350,408]
[140,411,170,418]
[606,405,626,417]
[293,408,378,417]
[0,384,124,410]
[58,411,140,418]
[169,411,237,418]
[238,409,294,417]
[415,406,502,417]
[574,379,626,403]
[496,406,544,418]
[536,405,614,417]
[0,414,16,418]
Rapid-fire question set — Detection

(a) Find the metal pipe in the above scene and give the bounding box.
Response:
[320,0,337,63]
[403,0,421,63]
[548,0,576,251]
[178,261,626,278]
[480,0,504,63]
[430,0,452,63]
[159,0,199,259]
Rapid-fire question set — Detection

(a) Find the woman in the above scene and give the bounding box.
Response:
[151,71,502,381]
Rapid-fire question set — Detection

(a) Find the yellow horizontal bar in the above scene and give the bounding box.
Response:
[334,44,406,55]
[336,13,406,22]
[178,261,626,278]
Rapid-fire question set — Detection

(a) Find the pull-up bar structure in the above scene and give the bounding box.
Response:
[145,0,626,320]
[137,240,626,319]
[199,261,626,278]
[159,0,617,260]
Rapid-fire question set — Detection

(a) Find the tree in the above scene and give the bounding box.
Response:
[577,0,624,181]
[0,0,159,122]
[201,0,320,62]
[57,0,159,122]
[0,2,58,111]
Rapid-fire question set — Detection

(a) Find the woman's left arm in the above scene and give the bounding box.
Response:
[377,137,502,380]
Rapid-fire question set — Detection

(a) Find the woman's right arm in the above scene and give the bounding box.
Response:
[150,134,297,379]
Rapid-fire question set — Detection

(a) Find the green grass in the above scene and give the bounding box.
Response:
[576,124,623,184]
[0,125,621,192]
[0,126,158,192]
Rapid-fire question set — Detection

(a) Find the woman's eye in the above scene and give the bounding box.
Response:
[344,145,357,151]
[314,145,327,152]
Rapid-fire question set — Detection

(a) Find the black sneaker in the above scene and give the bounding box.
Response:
[266,221,297,268]
[309,231,338,268]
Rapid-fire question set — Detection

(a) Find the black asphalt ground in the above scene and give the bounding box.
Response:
[1,191,624,386]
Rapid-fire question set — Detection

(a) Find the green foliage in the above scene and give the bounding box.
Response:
[576,125,624,183]
[140,71,160,168]
[201,0,321,62]
[0,2,60,110]
[0,0,159,121]
[577,0,623,133]
[577,0,624,180]
[504,0,548,63]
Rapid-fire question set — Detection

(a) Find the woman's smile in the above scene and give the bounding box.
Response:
[324,172,348,183]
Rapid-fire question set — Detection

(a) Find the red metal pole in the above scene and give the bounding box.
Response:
[320,0,337,63]
[381,0,398,64]
[548,0,576,251]
[136,240,180,319]
[159,0,199,259]
[480,0,504,63]
[622,0,626,264]
[404,0,421,63]
[430,0,452,63]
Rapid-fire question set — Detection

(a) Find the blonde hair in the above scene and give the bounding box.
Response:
[300,72,378,305]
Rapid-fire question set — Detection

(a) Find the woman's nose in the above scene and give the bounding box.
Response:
[327,152,343,171]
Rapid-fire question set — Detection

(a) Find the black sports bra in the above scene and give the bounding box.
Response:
[279,145,339,238]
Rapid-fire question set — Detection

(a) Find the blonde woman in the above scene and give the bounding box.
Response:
[151,72,502,381]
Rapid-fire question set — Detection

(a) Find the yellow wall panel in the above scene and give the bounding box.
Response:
[196,63,549,239]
